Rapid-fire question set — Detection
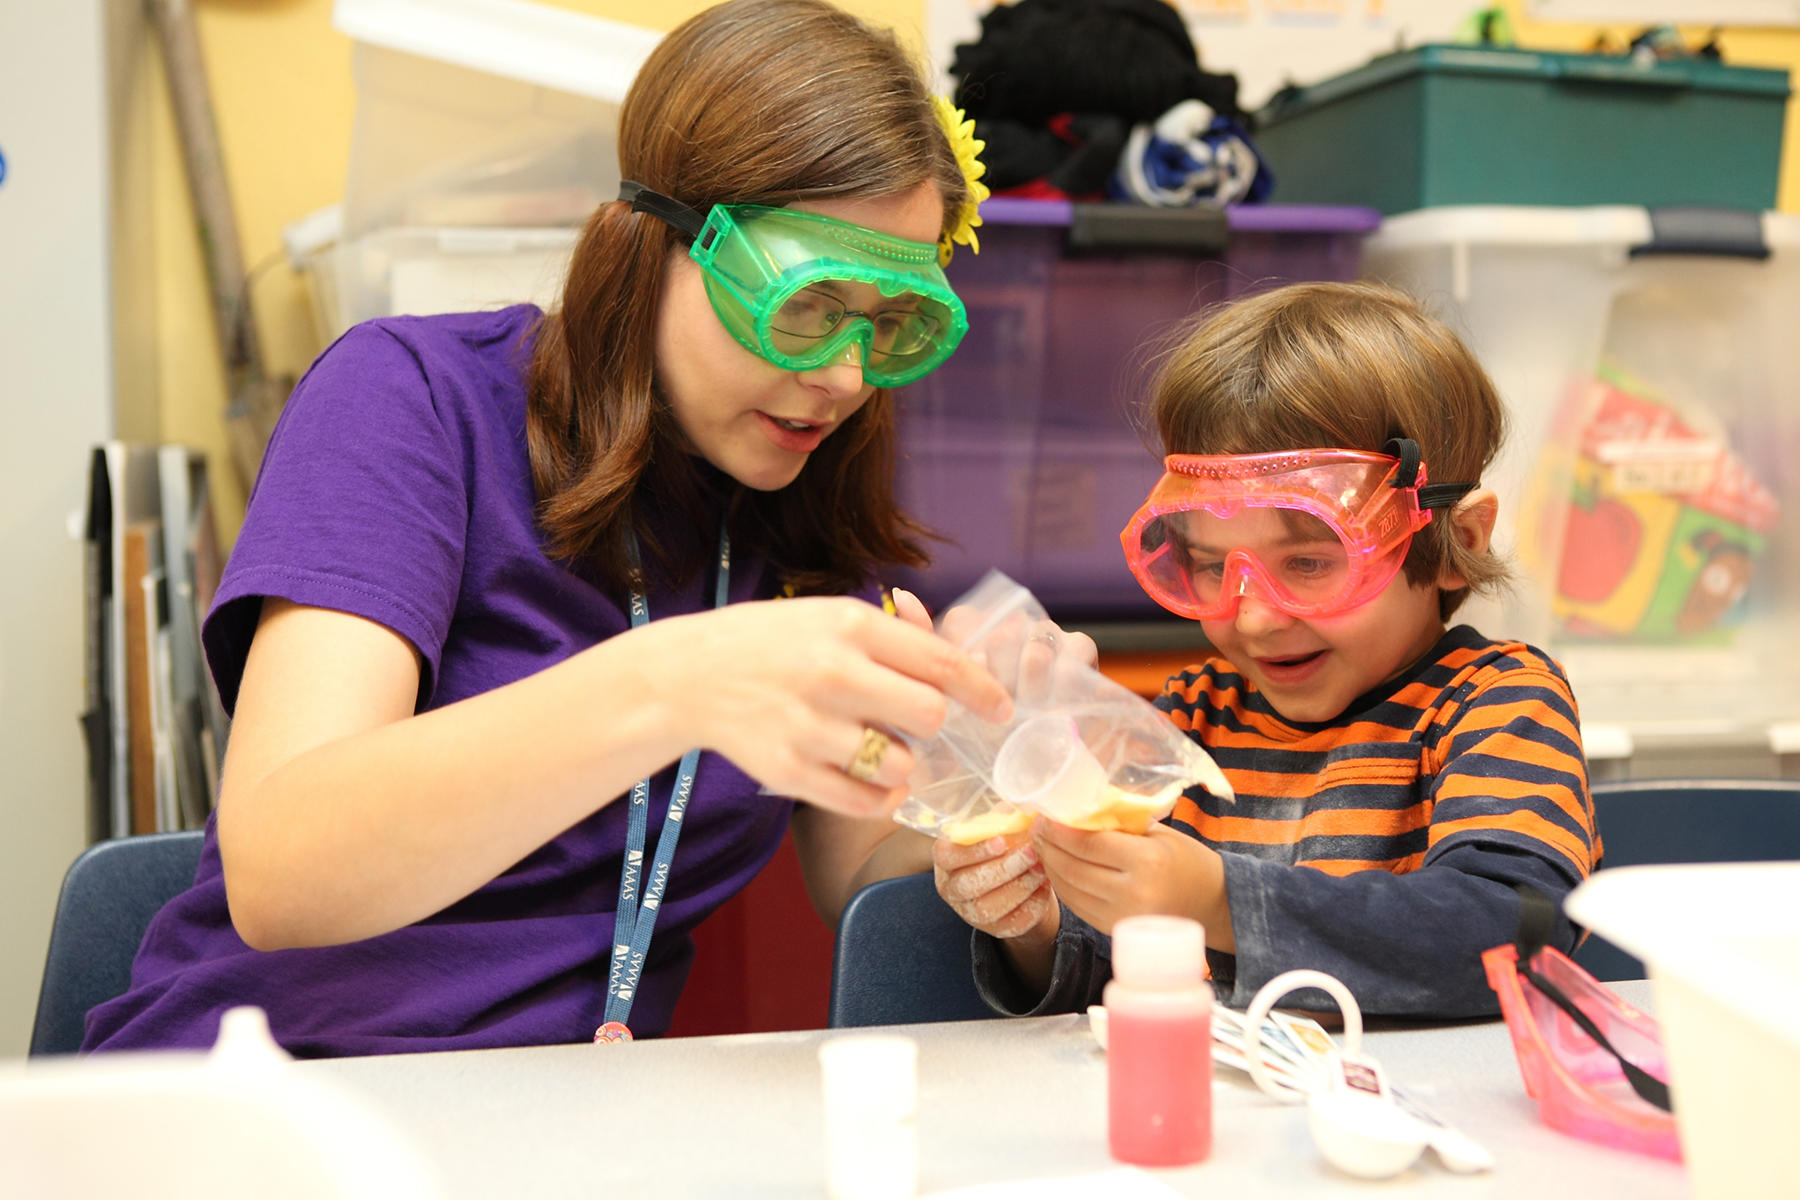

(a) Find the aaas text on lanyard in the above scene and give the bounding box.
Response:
[595,525,730,1044]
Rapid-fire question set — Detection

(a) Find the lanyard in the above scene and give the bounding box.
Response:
[598,525,731,1041]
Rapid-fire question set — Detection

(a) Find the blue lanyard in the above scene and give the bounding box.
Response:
[601,525,731,1036]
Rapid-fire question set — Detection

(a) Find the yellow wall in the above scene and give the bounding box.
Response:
[156,0,1800,540]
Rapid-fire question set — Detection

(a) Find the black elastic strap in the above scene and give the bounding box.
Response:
[1511,883,1674,1113]
[619,180,709,240]
[1381,436,1475,511]
[1418,482,1475,511]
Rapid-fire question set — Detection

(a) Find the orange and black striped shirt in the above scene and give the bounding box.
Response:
[1154,624,1596,1018]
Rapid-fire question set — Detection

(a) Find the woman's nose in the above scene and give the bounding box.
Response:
[799,341,868,398]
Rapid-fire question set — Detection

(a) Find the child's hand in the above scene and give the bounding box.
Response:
[1032,821,1234,951]
[932,833,1058,942]
[934,831,1061,997]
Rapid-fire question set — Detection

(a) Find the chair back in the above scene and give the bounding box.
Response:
[31,830,206,1056]
[1577,778,1800,981]
[829,872,997,1028]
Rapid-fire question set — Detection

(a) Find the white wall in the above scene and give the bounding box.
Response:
[0,0,156,1058]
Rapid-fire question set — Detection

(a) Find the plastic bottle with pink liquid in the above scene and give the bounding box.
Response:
[1105,914,1213,1166]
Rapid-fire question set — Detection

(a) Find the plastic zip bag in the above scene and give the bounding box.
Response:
[897,571,1231,843]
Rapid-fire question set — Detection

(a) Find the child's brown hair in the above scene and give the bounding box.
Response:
[1148,281,1509,617]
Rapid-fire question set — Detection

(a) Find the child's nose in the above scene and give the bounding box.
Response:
[1231,592,1297,636]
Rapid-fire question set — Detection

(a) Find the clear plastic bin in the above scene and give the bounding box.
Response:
[334,0,657,236]
[893,198,1381,620]
[1362,205,1800,746]
[297,0,656,335]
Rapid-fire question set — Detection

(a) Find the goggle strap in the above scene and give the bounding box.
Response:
[1380,437,1475,511]
[620,181,708,240]
[1419,481,1476,511]
[1382,437,1424,487]
[1510,883,1674,1113]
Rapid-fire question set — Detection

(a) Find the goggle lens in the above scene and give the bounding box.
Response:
[1120,449,1445,621]
[1131,509,1382,618]
[768,287,946,360]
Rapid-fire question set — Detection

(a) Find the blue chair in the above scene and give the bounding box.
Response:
[31,830,205,1056]
[829,872,999,1028]
[1576,778,1800,981]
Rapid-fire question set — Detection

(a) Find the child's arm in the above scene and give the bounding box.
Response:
[1206,664,1593,1019]
[934,833,1125,1016]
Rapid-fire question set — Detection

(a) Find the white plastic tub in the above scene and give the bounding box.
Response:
[304,225,577,339]
[1565,862,1800,1200]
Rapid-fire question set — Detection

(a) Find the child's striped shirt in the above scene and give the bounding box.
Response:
[1156,624,1596,1015]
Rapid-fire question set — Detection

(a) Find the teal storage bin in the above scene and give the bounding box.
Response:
[1255,45,1790,214]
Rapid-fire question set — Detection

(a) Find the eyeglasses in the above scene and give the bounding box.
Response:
[768,286,943,362]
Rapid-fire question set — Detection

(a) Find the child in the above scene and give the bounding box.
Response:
[82,0,1018,1056]
[935,281,1597,1019]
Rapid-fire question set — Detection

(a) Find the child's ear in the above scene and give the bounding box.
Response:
[1435,487,1498,590]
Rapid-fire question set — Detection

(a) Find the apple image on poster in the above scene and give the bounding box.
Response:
[1558,485,1643,605]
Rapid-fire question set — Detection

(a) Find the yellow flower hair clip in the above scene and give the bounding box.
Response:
[931,95,989,267]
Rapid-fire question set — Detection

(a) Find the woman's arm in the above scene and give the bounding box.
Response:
[218,600,699,950]
[789,808,932,928]
[220,594,1011,951]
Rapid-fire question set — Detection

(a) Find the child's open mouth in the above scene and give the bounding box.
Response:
[1258,649,1327,678]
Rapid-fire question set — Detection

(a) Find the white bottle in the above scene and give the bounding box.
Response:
[1105,914,1213,1166]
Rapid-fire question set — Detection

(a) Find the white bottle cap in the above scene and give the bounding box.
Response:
[1112,914,1205,986]
[208,1005,294,1070]
[819,1035,917,1200]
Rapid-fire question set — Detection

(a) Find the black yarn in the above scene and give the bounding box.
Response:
[950,0,1245,126]
[976,114,1131,194]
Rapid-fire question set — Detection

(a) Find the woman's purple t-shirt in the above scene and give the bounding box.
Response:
[83,305,806,1057]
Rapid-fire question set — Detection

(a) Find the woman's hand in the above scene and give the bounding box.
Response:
[641,594,1012,819]
[934,603,1099,706]
[1032,820,1235,952]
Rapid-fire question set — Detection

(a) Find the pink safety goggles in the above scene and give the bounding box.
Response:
[1482,885,1678,1161]
[1119,438,1473,621]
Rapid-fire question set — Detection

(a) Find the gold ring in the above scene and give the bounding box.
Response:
[847,727,891,783]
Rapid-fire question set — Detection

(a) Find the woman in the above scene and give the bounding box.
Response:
[84,0,1015,1056]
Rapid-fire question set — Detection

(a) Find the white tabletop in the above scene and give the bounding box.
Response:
[304,980,1687,1199]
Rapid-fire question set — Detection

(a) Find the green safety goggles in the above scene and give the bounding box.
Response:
[622,181,969,387]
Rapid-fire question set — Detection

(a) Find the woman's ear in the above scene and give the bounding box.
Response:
[1436,486,1498,590]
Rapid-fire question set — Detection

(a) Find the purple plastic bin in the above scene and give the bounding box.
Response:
[893,199,1381,618]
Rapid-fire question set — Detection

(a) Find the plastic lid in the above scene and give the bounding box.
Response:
[332,0,660,104]
[1112,914,1205,985]
[818,1035,917,1115]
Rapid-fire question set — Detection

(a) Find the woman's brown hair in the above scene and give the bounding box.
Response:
[526,0,968,597]
[1148,281,1510,618]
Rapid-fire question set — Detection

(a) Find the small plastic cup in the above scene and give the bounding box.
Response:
[818,1035,917,1200]
[993,715,1108,824]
